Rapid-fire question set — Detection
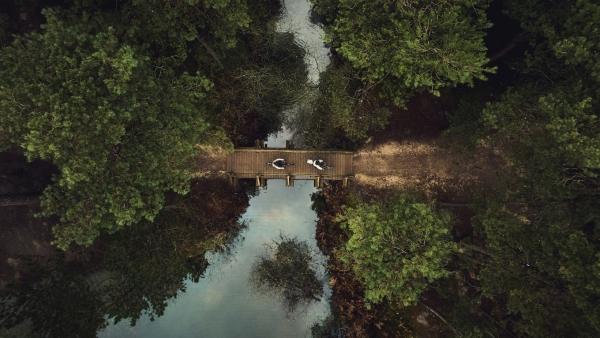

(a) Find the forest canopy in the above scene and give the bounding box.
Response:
[0,0,599,336]
[305,0,600,336]
[0,0,306,249]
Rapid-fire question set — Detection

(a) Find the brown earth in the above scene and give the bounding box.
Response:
[353,139,505,199]
[193,144,230,177]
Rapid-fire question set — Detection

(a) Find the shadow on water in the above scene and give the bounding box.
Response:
[0,177,250,337]
[98,179,331,338]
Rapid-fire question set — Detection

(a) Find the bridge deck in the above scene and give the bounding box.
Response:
[227,148,354,179]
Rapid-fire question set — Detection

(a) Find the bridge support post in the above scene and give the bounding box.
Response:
[255,139,266,148]
[286,175,294,187]
[343,176,350,188]
[314,176,322,188]
[228,174,239,191]
[255,175,261,188]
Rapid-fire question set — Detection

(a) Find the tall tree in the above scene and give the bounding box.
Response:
[0,0,297,248]
[338,195,456,306]
[455,0,600,335]
[293,63,391,147]
[311,0,494,104]
[303,0,494,147]
[0,9,213,249]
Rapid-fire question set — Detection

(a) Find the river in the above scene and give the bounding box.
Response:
[99,181,330,338]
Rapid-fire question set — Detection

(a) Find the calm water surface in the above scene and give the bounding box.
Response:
[268,0,330,147]
[100,181,330,338]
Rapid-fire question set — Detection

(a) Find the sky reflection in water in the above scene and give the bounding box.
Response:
[100,180,331,338]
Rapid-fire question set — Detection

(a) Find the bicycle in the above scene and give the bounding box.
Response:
[266,158,295,170]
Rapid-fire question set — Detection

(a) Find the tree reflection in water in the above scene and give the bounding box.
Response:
[0,178,249,337]
[0,258,107,338]
[251,236,324,313]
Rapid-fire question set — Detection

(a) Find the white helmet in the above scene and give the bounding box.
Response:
[306,159,314,165]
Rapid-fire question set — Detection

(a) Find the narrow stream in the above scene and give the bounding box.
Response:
[99,1,333,337]
[268,0,330,148]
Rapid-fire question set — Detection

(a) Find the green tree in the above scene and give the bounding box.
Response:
[311,0,494,103]
[471,204,600,336]
[303,0,494,147]
[338,195,456,305]
[118,0,251,69]
[506,0,600,83]
[117,0,307,146]
[471,85,600,336]
[206,30,308,145]
[293,63,390,147]
[0,0,304,248]
[0,10,212,249]
[451,1,600,334]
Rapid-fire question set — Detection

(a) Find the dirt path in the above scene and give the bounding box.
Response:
[353,140,503,195]
[193,145,229,177]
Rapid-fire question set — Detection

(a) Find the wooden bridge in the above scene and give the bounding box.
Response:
[226,148,354,188]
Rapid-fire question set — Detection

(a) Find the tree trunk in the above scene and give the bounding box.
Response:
[0,195,39,207]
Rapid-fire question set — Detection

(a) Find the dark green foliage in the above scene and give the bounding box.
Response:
[91,0,302,145]
[311,0,494,103]
[0,10,212,249]
[443,87,491,150]
[306,0,600,336]
[251,237,323,312]
[338,195,456,306]
[472,205,600,336]
[0,260,107,337]
[118,0,308,146]
[207,30,308,145]
[304,0,494,148]
[506,0,600,83]
[483,86,599,184]
[471,85,600,335]
[0,178,248,335]
[0,0,301,248]
[309,0,338,25]
[310,315,344,338]
[293,63,390,148]
[442,0,600,335]
[440,286,501,338]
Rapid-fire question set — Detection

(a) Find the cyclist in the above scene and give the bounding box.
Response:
[307,159,326,170]
[271,158,287,169]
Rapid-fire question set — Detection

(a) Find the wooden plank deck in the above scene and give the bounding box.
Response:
[226,148,354,179]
